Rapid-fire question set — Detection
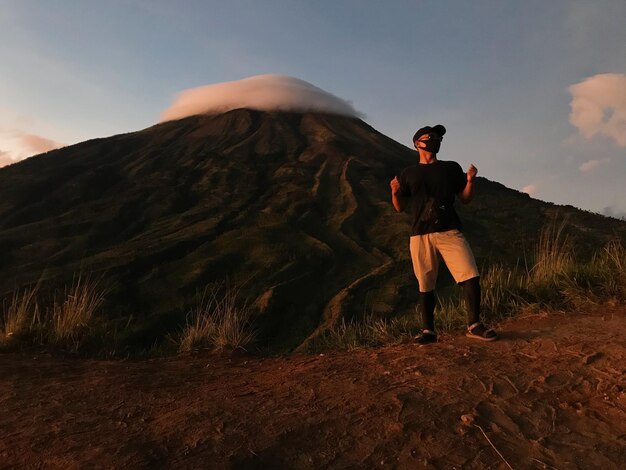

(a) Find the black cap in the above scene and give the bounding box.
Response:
[413,124,446,143]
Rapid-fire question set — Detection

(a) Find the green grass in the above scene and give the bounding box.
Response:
[308,314,419,351]
[531,217,574,281]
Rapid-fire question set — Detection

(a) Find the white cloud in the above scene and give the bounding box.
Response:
[579,159,599,172]
[0,130,65,166]
[159,74,362,122]
[579,158,609,173]
[568,73,626,147]
[522,184,537,196]
[603,206,626,220]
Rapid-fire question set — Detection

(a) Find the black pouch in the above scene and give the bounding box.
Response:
[417,196,447,231]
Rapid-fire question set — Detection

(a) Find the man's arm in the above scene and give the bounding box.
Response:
[390,176,407,212]
[457,163,477,204]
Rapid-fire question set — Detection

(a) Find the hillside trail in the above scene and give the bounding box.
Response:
[1,307,625,469]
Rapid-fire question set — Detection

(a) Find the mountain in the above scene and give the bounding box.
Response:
[1,109,624,350]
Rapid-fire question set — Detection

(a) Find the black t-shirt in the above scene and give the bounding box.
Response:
[398,160,467,235]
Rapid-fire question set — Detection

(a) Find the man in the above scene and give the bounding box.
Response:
[390,124,497,344]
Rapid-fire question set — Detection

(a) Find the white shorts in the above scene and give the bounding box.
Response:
[409,229,479,292]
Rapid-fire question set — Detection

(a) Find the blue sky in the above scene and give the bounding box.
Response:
[1,0,625,216]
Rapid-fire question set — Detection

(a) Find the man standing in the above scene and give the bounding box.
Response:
[390,124,497,344]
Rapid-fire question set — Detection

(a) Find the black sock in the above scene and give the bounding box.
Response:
[419,290,435,332]
[461,276,481,325]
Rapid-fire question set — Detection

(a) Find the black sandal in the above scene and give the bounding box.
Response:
[414,329,437,345]
[466,322,497,342]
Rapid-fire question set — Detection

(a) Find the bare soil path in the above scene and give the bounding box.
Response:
[1,308,625,469]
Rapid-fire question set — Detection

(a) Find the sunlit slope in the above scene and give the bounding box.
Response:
[1,109,624,349]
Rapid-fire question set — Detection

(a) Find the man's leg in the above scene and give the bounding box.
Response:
[459,276,480,325]
[434,230,481,326]
[410,234,439,343]
[463,281,496,339]
[419,290,436,331]
[436,230,497,340]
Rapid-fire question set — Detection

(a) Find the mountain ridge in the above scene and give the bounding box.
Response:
[1,109,624,350]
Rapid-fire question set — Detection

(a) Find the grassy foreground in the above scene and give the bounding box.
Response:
[308,221,626,351]
[0,278,255,357]
[2,222,625,357]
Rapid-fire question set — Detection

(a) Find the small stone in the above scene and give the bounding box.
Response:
[460,414,475,426]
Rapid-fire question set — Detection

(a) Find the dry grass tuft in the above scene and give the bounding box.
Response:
[179,285,255,353]
[51,275,106,349]
[1,285,40,344]
[481,264,527,319]
[531,217,574,282]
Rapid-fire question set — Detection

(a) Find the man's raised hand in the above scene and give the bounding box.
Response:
[390,176,401,195]
[467,164,477,182]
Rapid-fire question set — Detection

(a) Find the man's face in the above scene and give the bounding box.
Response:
[414,132,443,150]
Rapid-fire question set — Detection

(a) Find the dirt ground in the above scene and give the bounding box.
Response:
[1,307,625,470]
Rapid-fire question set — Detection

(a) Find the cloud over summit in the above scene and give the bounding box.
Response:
[159,75,362,123]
